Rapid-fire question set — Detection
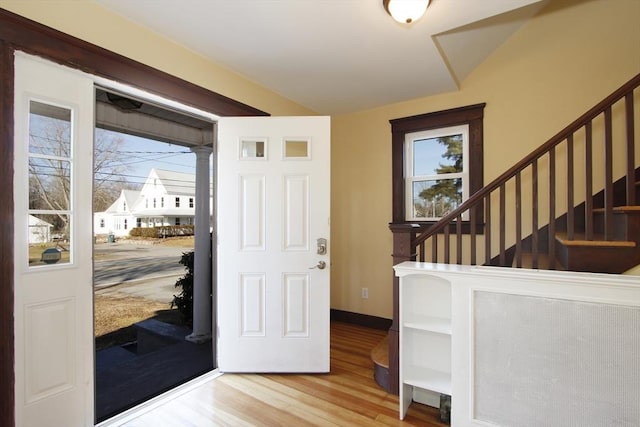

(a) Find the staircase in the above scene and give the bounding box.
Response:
[375,73,640,394]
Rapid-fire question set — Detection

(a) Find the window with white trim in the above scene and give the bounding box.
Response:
[405,125,469,221]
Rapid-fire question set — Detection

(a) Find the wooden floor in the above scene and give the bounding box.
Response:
[117,322,447,426]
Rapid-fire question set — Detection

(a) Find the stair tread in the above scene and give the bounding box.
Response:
[593,205,640,213]
[555,232,635,247]
[371,336,389,368]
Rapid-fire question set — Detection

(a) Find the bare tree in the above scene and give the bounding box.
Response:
[28,117,135,231]
[93,129,138,211]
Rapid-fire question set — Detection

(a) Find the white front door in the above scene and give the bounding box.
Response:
[217,116,330,372]
[13,53,95,426]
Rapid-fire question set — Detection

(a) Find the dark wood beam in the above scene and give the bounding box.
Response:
[0,8,268,118]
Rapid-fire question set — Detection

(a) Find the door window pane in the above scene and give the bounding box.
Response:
[28,213,71,266]
[28,101,73,267]
[29,101,71,156]
[29,157,71,211]
[240,139,266,159]
[284,139,310,159]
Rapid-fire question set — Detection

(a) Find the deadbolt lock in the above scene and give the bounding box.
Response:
[317,238,327,255]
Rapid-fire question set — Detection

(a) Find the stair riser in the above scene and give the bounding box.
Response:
[555,242,640,274]
[593,211,640,242]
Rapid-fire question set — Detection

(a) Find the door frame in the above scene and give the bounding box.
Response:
[0,9,268,426]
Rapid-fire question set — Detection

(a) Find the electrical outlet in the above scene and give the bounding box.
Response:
[361,287,369,299]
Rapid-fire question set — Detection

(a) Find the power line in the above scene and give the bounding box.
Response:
[108,150,191,158]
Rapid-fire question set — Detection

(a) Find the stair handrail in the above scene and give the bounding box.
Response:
[414,73,640,247]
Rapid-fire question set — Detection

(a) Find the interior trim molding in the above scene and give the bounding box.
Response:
[0,38,15,427]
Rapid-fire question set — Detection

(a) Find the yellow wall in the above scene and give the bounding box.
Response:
[331,0,640,318]
[3,0,639,319]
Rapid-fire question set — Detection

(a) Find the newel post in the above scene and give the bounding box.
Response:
[388,223,419,395]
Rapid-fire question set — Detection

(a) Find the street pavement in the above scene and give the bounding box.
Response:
[94,242,192,303]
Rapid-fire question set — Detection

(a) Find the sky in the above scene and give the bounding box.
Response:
[97,128,198,189]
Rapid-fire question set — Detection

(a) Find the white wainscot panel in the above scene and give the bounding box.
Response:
[473,291,640,427]
[24,298,76,403]
[240,273,266,336]
[283,175,309,251]
[240,174,265,251]
[282,273,309,337]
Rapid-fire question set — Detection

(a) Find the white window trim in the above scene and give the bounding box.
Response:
[404,124,469,221]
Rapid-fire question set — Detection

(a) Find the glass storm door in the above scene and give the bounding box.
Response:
[14,53,95,426]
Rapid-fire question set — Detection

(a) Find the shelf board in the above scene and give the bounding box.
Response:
[403,315,452,335]
[403,365,451,396]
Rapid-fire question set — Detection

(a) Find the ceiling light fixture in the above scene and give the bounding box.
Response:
[383,0,429,24]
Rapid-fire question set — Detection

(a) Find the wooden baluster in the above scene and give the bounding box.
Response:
[419,241,425,262]
[444,224,450,264]
[470,206,477,265]
[431,231,437,263]
[456,214,462,264]
[485,194,491,265]
[499,183,506,266]
[604,107,614,240]
[548,148,556,269]
[625,92,636,206]
[515,172,522,268]
[532,159,539,269]
[585,121,594,240]
[567,134,575,240]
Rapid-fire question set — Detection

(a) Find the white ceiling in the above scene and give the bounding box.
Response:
[94,0,548,115]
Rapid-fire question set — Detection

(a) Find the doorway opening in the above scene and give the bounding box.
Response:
[93,87,215,421]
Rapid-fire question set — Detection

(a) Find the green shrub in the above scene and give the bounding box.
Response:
[171,251,194,326]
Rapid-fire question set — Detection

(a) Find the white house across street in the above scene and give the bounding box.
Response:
[94,168,211,237]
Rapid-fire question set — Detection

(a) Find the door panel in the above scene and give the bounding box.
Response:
[14,53,94,426]
[239,174,266,251]
[217,116,330,372]
[283,175,309,251]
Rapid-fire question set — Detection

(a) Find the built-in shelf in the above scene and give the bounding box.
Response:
[403,315,452,335]
[399,275,452,420]
[404,365,452,396]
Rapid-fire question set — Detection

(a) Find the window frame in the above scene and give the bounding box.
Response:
[390,104,485,230]
[404,124,470,221]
